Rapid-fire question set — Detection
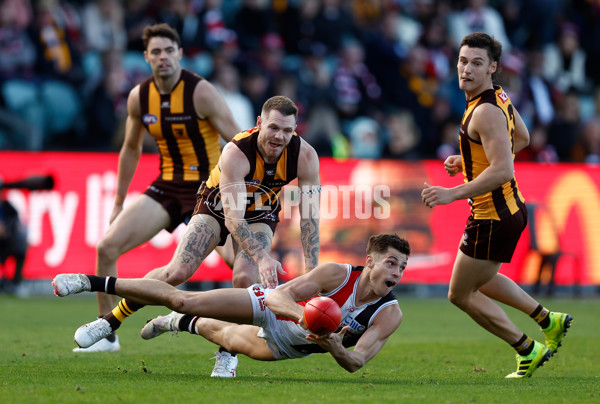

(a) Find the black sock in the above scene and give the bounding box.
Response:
[85,275,116,294]
[530,304,551,329]
[511,334,535,356]
[178,315,199,334]
[103,312,122,332]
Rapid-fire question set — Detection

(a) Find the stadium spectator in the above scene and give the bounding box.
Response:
[123,0,156,52]
[0,0,36,80]
[332,38,382,121]
[84,49,130,151]
[421,33,573,378]
[74,23,240,355]
[157,0,204,56]
[517,124,559,164]
[547,89,581,161]
[0,0,598,160]
[348,116,383,159]
[80,0,127,53]
[231,0,273,52]
[381,110,422,160]
[212,63,255,130]
[447,0,512,51]
[31,1,84,84]
[53,233,410,375]
[542,22,588,95]
[572,117,600,164]
[70,95,321,378]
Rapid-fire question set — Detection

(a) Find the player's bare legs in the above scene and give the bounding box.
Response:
[447,250,523,344]
[230,223,273,288]
[215,235,235,269]
[144,214,221,284]
[479,273,539,314]
[193,321,276,361]
[96,195,171,316]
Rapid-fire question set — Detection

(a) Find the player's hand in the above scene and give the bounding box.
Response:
[258,255,286,289]
[444,155,462,176]
[421,182,454,208]
[306,326,349,352]
[109,204,124,224]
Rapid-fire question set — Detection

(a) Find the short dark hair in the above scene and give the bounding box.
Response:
[261,96,298,121]
[460,32,503,80]
[366,234,411,257]
[142,23,181,50]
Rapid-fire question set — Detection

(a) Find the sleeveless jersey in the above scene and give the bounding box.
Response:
[139,69,221,183]
[291,264,399,355]
[198,127,301,222]
[459,85,526,220]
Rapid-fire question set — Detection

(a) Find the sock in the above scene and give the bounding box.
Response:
[109,298,145,326]
[86,275,116,294]
[219,346,235,357]
[511,334,535,356]
[530,304,551,329]
[178,314,200,334]
[105,332,116,343]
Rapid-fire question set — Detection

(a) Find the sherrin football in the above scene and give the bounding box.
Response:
[303,296,342,335]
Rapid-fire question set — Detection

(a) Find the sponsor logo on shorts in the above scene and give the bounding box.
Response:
[252,285,266,311]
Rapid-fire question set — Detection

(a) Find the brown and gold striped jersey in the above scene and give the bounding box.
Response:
[459,85,526,220]
[139,69,221,183]
[200,126,301,220]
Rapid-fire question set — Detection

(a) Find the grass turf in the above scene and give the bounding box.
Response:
[1,294,598,403]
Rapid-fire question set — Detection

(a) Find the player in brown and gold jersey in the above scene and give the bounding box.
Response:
[421,32,572,378]
[73,95,321,377]
[77,24,240,353]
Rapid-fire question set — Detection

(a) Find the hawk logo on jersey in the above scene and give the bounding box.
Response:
[498,90,509,104]
[142,113,158,125]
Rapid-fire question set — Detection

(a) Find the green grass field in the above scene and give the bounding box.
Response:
[1,294,599,403]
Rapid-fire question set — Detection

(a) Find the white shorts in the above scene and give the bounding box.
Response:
[247,284,312,360]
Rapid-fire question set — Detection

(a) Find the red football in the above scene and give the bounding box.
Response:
[303,296,342,335]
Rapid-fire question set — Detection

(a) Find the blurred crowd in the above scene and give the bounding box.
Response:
[0,0,599,163]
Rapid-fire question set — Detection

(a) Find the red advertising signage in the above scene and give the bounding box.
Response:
[1,152,598,286]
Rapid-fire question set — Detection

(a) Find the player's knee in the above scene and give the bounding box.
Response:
[96,238,121,264]
[160,264,192,286]
[232,271,257,289]
[447,289,467,308]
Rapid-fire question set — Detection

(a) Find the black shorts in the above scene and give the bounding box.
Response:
[193,190,278,246]
[459,205,528,263]
[143,177,206,232]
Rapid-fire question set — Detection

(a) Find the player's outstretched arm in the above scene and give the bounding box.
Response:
[308,304,402,372]
[265,263,348,323]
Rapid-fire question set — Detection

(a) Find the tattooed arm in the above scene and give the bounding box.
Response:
[297,139,321,272]
[219,143,284,289]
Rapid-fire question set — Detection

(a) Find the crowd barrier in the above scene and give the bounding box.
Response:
[1,152,598,288]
